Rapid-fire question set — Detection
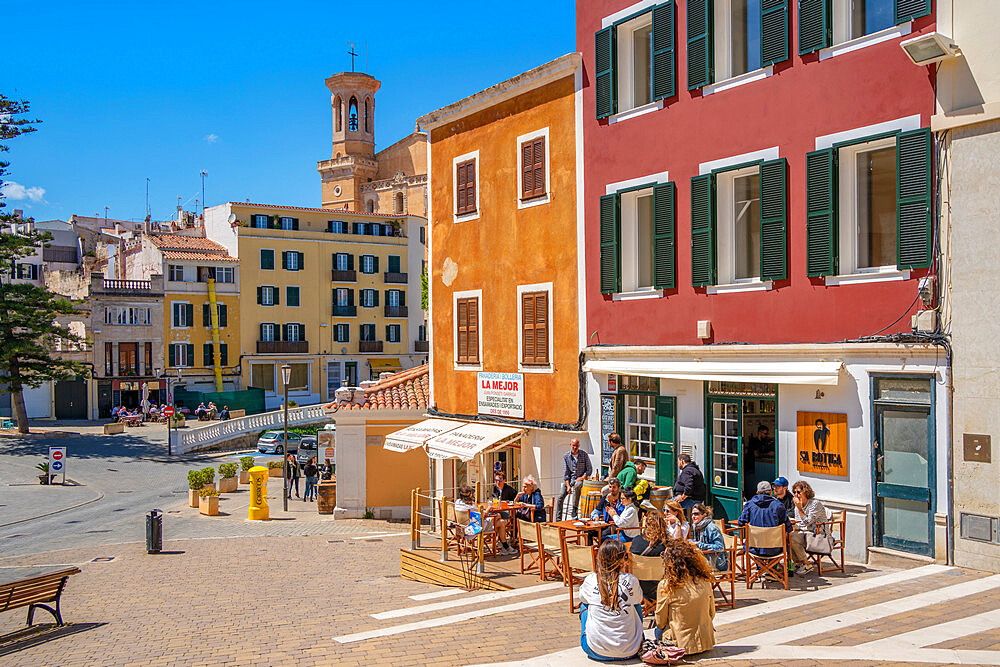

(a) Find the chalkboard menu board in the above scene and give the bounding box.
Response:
[600,394,617,466]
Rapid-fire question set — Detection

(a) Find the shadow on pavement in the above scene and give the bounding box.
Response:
[0,431,168,460]
[0,623,106,657]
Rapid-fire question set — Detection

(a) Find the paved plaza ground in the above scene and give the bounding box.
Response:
[4,423,1000,665]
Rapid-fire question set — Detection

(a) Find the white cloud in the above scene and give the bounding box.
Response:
[1,181,46,203]
[203,133,219,144]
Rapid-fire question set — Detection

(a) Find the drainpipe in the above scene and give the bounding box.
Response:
[207,278,223,392]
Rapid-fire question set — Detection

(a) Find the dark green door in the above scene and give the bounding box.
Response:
[655,396,677,487]
[874,405,935,556]
[707,398,742,521]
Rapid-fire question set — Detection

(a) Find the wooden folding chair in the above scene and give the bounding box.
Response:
[536,522,564,581]
[721,522,748,584]
[745,525,789,590]
[809,509,846,575]
[629,553,665,617]
[703,537,737,609]
[517,518,541,575]
[441,498,472,557]
[563,538,597,613]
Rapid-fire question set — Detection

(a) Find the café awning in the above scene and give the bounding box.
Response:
[369,358,403,371]
[425,422,524,461]
[383,418,462,453]
[582,359,844,385]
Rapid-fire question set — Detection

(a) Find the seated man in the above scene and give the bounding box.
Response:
[218,405,231,420]
[737,480,792,557]
[110,405,121,422]
[207,402,218,419]
[194,402,208,420]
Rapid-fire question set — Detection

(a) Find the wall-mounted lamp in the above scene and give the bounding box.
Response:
[900,32,960,66]
[815,390,825,400]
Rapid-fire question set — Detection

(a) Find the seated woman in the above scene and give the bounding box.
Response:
[454,483,503,543]
[690,503,728,571]
[514,475,546,522]
[579,539,644,661]
[629,509,670,601]
[604,488,640,543]
[789,480,828,575]
[663,500,691,540]
[486,472,516,554]
[654,539,716,656]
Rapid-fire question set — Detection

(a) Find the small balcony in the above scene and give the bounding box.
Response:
[256,340,309,354]
[383,271,408,284]
[359,340,383,353]
[333,304,357,317]
[384,305,408,318]
[332,269,357,282]
[414,340,429,353]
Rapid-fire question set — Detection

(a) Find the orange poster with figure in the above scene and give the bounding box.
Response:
[796,412,848,477]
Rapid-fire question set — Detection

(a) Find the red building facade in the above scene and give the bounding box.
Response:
[578,0,949,562]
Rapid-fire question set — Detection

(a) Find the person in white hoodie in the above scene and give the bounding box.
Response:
[605,488,641,543]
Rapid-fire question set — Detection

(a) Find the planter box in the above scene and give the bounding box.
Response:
[219,477,238,493]
[268,467,282,478]
[239,470,251,484]
[104,422,125,435]
[200,481,217,492]
[189,489,200,508]
[199,495,219,516]
[230,409,246,418]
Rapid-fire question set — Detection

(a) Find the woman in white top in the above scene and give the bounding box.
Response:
[664,500,691,540]
[789,480,828,575]
[454,483,501,537]
[605,488,641,542]
[579,538,644,661]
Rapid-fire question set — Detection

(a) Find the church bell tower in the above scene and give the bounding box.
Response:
[318,72,381,210]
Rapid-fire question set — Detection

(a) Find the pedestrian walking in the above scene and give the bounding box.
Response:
[285,454,300,498]
[303,458,319,502]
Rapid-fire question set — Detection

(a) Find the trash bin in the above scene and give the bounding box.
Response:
[146,509,162,554]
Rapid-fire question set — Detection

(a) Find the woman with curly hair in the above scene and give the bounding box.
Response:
[579,539,644,661]
[654,539,716,655]
[629,509,670,601]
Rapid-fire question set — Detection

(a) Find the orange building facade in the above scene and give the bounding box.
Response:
[419,54,590,500]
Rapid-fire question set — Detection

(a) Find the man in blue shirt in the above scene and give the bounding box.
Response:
[738,480,792,556]
[556,438,593,521]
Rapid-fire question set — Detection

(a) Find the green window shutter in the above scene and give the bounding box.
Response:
[798,0,831,54]
[690,174,716,286]
[895,0,931,24]
[599,193,620,294]
[652,2,676,101]
[283,324,290,341]
[897,127,932,270]
[203,344,211,367]
[687,0,712,90]
[373,256,380,273]
[806,148,838,277]
[287,286,300,307]
[348,289,354,307]
[759,158,788,282]
[281,251,289,270]
[760,0,789,66]
[595,26,616,118]
[373,290,380,307]
[652,182,676,290]
[172,302,179,325]
[202,303,210,327]
[388,255,400,273]
[261,249,273,270]
[291,218,299,230]
[256,287,262,304]
[220,344,228,366]
[219,304,227,328]
[297,251,304,270]
[185,304,194,327]
[186,344,194,364]
[400,290,406,306]
[169,345,176,367]
[273,286,279,305]
[347,254,354,271]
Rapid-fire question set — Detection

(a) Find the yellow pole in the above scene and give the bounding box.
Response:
[411,487,419,549]
[207,278,223,392]
[440,497,448,562]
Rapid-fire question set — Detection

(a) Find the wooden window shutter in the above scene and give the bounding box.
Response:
[202,303,211,327]
[203,344,212,367]
[806,148,838,277]
[595,26,615,118]
[256,287,262,304]
[521,141,534,198]
[690,174,717,286]
[281,251,289,270]
[687,0,712,90]
[272,286,279,305]
[186,344,194,364]
[456,162,466,213]
[467,298,479,364]
[466,161,476,213]
[457,299,469,362]
[168,344,175,367]
[220,344,228,366]
[759,158,788,282]
[522,294,535,364]
[760,0,789,66]
[895,0,931,24]
[185,303,194,327]
[532,137,545,197]
[219,304,227,328]
[522,292,548,366]
[347,253,354,270]
[291,218,299,230]
[599,193,620,294]
[896,128,932,270]
[652,182,676,290]
[652,1,676,101]
[798,0,831,55]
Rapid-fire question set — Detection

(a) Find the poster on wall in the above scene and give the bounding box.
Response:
[796,411,848,477]
[477,372,524,418]
[600,394,617,467]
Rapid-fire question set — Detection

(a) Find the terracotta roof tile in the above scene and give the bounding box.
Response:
[147,234,228,251]
[160,250,238,262]
[323,364,428,413]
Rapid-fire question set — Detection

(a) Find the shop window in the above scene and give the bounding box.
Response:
[287,363,309,391]
[251,364,275,392]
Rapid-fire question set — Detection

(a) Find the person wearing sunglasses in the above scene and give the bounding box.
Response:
[789,480,828,575]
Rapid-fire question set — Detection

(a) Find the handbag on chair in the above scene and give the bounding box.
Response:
[805,530,834,555]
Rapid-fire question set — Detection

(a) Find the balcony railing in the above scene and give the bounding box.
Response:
[333,304,357,317]
[383,271,407,284]
[384,305,408,318]
[414,340,428,352]
[359,340,383,353]
[256,340,309,354]
[102,279,151,291]
[332,269,357,282]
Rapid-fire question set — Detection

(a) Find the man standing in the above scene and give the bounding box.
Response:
[772,476,794,515]
[602,433,628,495]
[556,438,593,521]
[672,454,706,511]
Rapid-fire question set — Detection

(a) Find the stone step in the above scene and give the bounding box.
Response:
[867,545,937,569]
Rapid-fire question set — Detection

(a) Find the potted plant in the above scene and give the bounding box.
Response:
[36,461,50,485]
[198,487,221,516]
[218,463,238,493]
[187,469,206,507]
[200,466,216,491]
[170,413,186,428]
[267,459,283,478]
[239,456,255,484]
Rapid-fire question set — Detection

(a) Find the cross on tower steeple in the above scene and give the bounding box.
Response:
[348,44,358,72]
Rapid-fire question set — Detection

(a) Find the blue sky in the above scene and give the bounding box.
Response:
[4,1,575,222]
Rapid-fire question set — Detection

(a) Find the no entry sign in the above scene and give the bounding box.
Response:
[48,446,66,483]
[163,407,175,418]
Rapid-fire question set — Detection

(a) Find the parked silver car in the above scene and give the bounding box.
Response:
[296,436,318,465]
[256,430,301,454]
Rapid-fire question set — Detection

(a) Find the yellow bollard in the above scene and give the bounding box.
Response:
[248,466,270,520]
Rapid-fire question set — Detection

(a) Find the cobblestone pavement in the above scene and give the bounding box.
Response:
[2,529,999,667]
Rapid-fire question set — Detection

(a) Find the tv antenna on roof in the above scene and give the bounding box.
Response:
[348,43,358,72]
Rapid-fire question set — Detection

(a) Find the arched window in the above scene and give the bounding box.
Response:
[394,191,404,214]
[366,199,375,213]
[364,98,371,133]
[348,97,359,132]
[334,96,342,132]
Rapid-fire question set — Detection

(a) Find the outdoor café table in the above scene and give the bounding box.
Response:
[483,501,531,543]
[546,519,610,545]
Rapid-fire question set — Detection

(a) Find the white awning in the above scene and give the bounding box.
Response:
[383,418,463,453]
[583,359,843,385]
[425,422,524,461]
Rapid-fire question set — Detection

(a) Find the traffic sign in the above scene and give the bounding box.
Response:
[51,460,63,471]
[163,407,175,418]
[48,446,66,483]
[51,449,64,461]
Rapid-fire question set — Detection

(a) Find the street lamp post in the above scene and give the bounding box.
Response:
[281,364,291,512]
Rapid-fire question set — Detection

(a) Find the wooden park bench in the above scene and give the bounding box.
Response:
[0,567,80,626]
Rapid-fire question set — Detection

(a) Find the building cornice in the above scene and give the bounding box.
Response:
[583,342,944,361]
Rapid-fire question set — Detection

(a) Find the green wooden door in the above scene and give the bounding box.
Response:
[655,396,677,487]
[707,398,742,521]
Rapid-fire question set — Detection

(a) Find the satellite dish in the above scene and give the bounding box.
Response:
[227,213,237,224]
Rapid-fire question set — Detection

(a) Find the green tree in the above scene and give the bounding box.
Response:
[0,95,86,433]
[420,265,428,310]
